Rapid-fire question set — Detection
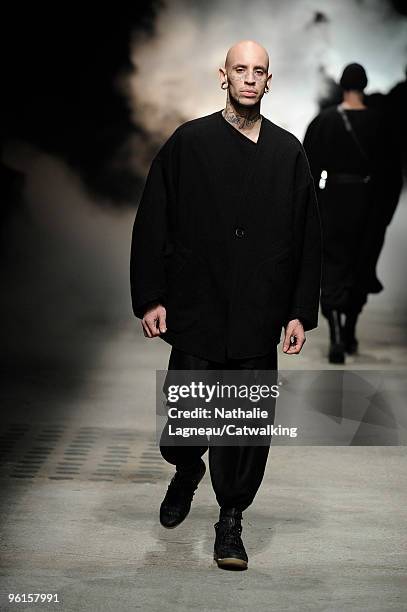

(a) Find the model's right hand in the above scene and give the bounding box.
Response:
[142,303,167,338]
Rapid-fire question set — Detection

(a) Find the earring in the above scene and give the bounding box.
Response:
[265,86,269,94]
[221,82,228,90]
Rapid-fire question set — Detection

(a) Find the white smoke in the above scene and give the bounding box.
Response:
[1,141,135,362]
[121,0,407,140]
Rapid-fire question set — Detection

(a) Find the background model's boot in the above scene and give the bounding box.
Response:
[214,507,248,570]
[343,310,359,354]
[160,459,206,528]
[327,309,345,364]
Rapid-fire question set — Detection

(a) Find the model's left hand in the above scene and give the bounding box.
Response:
[282,319,306,354]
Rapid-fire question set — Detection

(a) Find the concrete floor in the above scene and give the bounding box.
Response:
[1,308,407,612]
[0,447,406,612]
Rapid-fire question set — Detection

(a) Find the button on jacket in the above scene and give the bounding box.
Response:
[130,109,322,362]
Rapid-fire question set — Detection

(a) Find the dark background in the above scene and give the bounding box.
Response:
[1,0,406,376]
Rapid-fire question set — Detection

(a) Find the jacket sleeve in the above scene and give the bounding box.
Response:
[285,174,322,332]
[130,154,169,319]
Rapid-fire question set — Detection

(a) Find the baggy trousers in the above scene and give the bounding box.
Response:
[159,345,278,512]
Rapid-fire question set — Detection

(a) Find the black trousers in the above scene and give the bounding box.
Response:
[159,345,278,512]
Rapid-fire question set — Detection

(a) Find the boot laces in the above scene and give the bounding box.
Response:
[216,519,243,547]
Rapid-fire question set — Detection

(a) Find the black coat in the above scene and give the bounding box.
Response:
[130,109,322,362]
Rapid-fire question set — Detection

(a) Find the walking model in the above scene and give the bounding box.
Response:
[303,63,402,363]
[130,39,322,570]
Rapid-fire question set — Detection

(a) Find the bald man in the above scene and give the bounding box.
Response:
[130,39,322,570]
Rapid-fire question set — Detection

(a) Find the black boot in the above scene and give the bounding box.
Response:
[327,309,345,364]
[343,311,359,355]
[159,459,206,528]
[213,507,248,570]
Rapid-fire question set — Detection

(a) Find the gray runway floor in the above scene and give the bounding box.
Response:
[1,306,407,612]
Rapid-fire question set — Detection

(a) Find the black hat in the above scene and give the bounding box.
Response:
[339,63,368,91]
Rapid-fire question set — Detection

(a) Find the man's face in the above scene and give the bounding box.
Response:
[224,47,271,107]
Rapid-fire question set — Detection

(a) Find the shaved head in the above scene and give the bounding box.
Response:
[225,39,269,72]
[219,38,272,118]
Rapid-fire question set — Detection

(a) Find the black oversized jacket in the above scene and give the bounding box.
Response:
[130,109,322,362]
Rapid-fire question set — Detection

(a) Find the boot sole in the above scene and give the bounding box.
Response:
[160,521,184,529]
[214,553,248,570]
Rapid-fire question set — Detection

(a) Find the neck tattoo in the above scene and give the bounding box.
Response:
[222,109,262,130]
